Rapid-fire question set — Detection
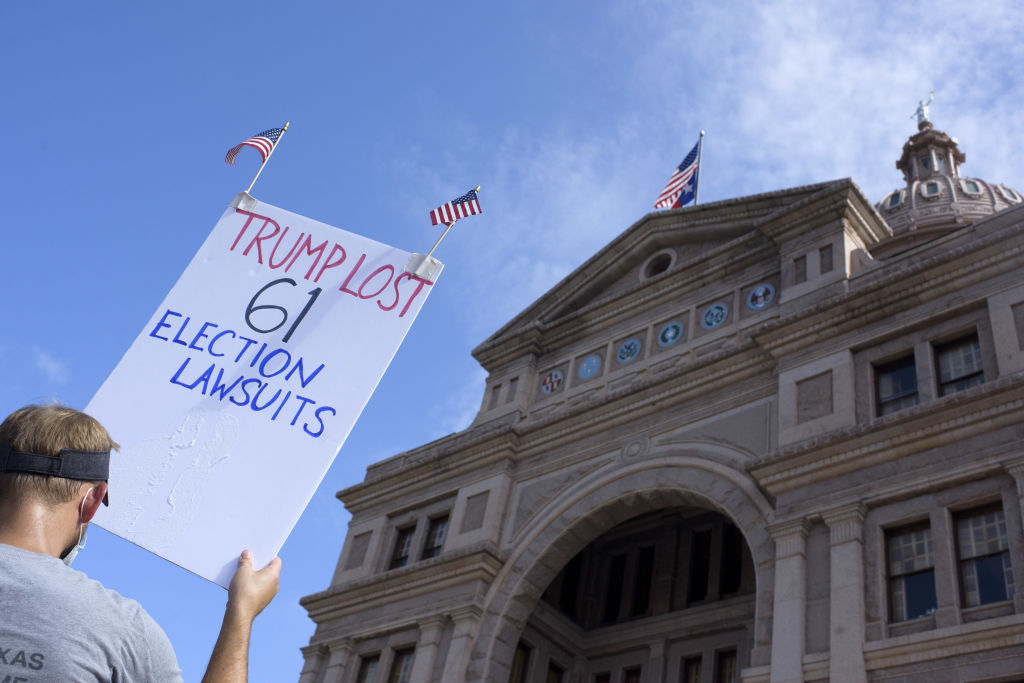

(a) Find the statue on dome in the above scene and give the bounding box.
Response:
[912,90,935,125]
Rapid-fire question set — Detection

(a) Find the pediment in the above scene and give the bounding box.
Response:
[474,180,860,369]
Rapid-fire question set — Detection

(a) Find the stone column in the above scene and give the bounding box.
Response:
[821,503,867,683]
[570,654,588,683]
[409,615,448,683]
[645,638,666,683]
[299,640,353,683]
[1004,459,1024,613]
[298,645,327,683]
[767,518,809,683]
[440,606,482,682]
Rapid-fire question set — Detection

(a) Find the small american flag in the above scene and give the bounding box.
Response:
[225,127,284,166]
[653,140,700,210]
[429,187,482,225]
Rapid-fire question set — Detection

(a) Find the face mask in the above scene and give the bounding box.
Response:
[60,488,92,567]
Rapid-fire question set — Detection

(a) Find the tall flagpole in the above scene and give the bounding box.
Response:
[694,130,705,206]
[245,122,290,195]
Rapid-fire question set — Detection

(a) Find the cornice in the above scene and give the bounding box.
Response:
[754,211,1024,359]
[300,545,503,624]
[473,180,858,368]
[340,339,776,509]
[750,372,1024,495]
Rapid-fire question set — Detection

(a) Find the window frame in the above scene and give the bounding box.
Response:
[874,354,919,417]
[420,514,449,560]
[389,525,417,570]
[933,331,984,397]
[954,504,1014,609]
[885,521,938,623]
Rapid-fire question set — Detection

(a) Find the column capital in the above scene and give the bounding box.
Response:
[446,605,483,623]
[419,614,450,630]
[766,518,810,558]
[1004,457,1024,494]
[821,502,867,546]
[322,636,354,652]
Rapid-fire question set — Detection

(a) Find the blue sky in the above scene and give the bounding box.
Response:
[3,2,1023,681]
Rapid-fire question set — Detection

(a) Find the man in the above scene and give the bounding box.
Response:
[0,404,281,682]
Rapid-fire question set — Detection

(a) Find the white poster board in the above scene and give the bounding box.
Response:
[88,198,440,586]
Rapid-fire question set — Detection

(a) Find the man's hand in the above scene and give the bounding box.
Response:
[203,550,282,683]
[227,550,282,622]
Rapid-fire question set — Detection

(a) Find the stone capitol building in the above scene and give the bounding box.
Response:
[298,111,1024,682]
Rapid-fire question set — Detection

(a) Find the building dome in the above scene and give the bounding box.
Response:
[875,119,1022,251]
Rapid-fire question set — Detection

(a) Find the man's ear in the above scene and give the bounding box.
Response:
[80,483,108,523]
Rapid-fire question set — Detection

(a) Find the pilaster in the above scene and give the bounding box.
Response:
[821,503,867,683]
[440,606,483,682]
[409,615,448,683]
[767,518,809,683]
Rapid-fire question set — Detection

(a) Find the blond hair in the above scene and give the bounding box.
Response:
[0,404,119,506]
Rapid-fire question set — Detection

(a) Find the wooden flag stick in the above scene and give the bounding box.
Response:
[245,122,290,195]
[425,186,480,258]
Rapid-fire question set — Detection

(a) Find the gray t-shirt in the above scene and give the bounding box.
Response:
[0,543,182,682]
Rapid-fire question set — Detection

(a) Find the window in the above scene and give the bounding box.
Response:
[875,355,918,416]
[387,649,415,683]
[935,156,946,174]
[688,530,712,604]
[390,526,416,569]
[719,524,744,595]
[623,667,642,683]
[956,506,1014,607]
[488,384,501,410]
[546,662,565,683]
[888,192,902,208]
[819,244,833,274]
[924,181,940,196]
[1000,186,1020,202]
[887,524,937,622]
[919,154,931,174]
[715,650,738,683]
[356,655,380,683]
[934,333,983,396]
[793,255,807,284]
[506,377,519,403]
[508,643,531,683]
[421,515,448,560]
[602,554,627,622]
[630,546,655,616]
[681,656,702,683]
[964,180,981,194]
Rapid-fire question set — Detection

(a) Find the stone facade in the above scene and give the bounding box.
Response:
[300,130,1024,682]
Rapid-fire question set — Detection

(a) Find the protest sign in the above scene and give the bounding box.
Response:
[88,198,440,586]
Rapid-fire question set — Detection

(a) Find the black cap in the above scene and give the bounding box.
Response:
[0,443,110,505]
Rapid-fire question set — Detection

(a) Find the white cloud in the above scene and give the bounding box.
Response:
[32,348,69,385]
[389,0,1024,357]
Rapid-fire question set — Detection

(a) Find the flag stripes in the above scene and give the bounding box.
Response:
[653,139,701,210]
[225,127,285,166]
[429,188,482,225]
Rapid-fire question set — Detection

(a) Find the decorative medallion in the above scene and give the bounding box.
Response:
[701,302,729,329]
[746,283,775,310]
[617,339,641,363]
[540,369,564,395]
[578,354,602,380]
[658,321,684,347]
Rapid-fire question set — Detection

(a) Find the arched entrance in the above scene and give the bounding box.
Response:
[466,451,776,682]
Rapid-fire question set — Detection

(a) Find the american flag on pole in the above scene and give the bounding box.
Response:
[429,188,483,225]
[224,127,285,166]
[653,139,700,209]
